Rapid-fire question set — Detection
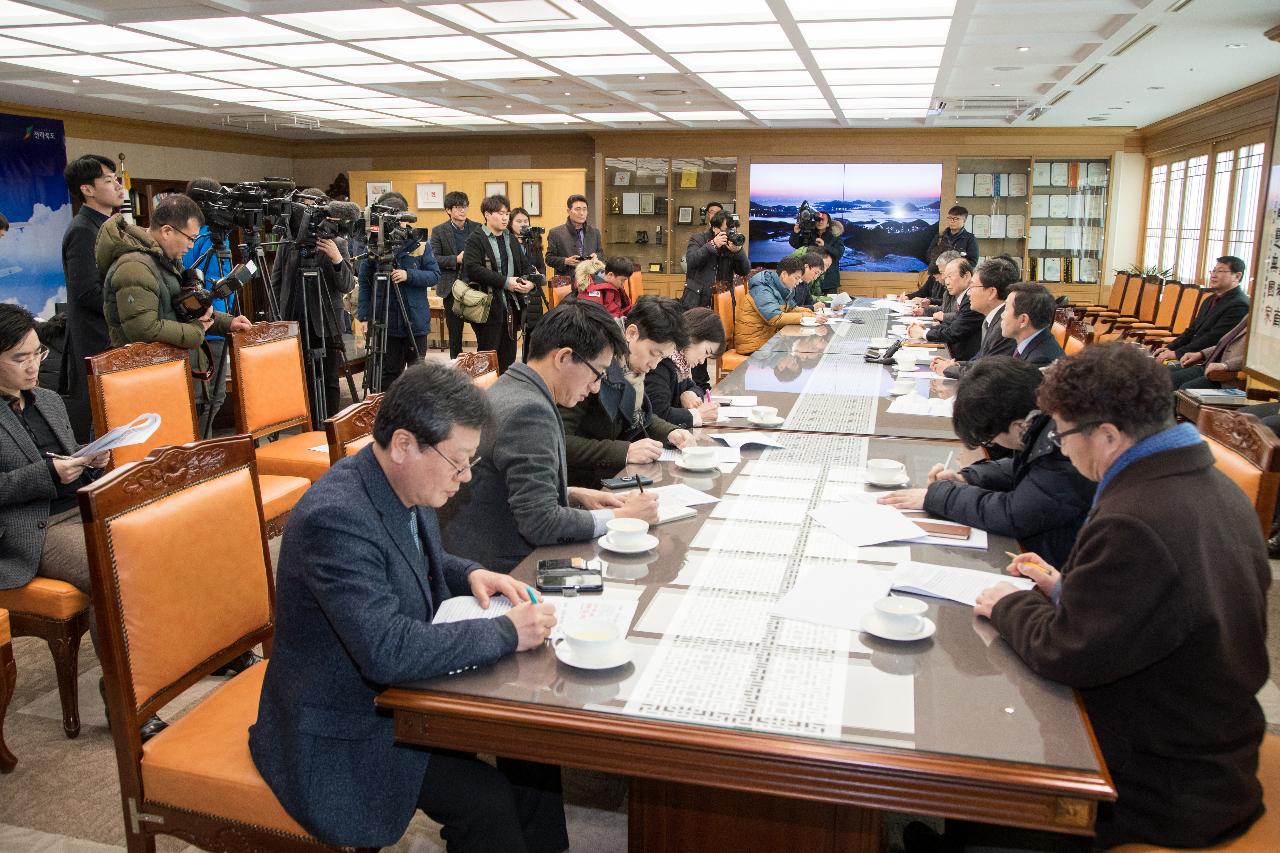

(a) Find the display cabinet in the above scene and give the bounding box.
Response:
[1025,158,1110,285]
[954,158,1031,277]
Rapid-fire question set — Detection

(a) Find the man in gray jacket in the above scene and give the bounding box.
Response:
[441,300,658,571]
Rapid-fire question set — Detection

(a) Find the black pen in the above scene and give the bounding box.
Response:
[634,474,645,494]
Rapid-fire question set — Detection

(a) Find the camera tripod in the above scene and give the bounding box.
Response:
[363,260,419,396]
[294,250,359,429]
[189,229,260,439]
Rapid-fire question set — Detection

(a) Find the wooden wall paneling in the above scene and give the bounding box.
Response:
[1139,77,1280,159]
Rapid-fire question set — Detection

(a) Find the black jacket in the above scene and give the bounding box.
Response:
[428,219,481,297]
[943,304,1015,378]
[461,227,531,331]
[1014,327,1065,367]
[926,293,984,360]
[545,219,602,276]
[927,227,979,264]
[643,358,697,427]
[923,413,1093,566]
[60,206,111,377]
[905,276,945,302]
[788,223,845,294]
[682,230,751,308]
[271,239,354,337]
[1167,286,1250,356]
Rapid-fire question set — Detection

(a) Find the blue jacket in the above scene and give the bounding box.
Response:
[356,237,441,338]
[182,225,236,339]
[747,269,800,322]
[249,446,517,847]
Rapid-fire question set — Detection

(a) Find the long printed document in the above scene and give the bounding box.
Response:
[891,561,1034,606]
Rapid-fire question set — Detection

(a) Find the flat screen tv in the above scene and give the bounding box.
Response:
[748,163,943,272]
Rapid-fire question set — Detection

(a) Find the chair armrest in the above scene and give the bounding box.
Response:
[1205,367,1242,386]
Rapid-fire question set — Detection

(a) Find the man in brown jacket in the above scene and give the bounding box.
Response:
[974,344,1269,850]
[1168,315,1248,390]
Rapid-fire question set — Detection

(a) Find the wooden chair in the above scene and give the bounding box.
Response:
[87,341,311,540]
[1118,280,1188,342]
[548,274,573,308]
[1064,317,1093,355]
[81,436,373,853]
[1109,736,1277,853]
[0,608,15,772]
[1092,276,1162,338]
[0,577,89,740]
[1135,286,1210,348]
[1196,408,1280,537]
[1051,321,1069,348]
[626,269,645,305]
[713,284,749,380]
[455,350,499,389]
[227,322,330,483]
[324,393,383,465]
[1071,272,1131,314]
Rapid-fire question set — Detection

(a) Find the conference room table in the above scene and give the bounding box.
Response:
[712,303,961,441]
[379,429,1115,851]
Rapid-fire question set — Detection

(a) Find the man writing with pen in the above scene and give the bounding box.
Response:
[919,344,1271,853]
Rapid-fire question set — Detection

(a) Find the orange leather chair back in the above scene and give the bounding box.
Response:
[1105,273,1131,311]
[455,350,499,388]
[1132,277,1163,322]
[1171,286,1209,334]
[626,270,644,305]
[324,394,382,465]
[83,437,273,716]
[1203,434,1264,509]
[1197,408,1280,535]
[88,343,199,468]
[713,288,736,351]
[227,323,311,439]
[547,274,572,308]
[1147,282,1182,329]
[1051,321,1068,347]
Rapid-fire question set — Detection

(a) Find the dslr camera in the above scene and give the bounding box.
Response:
[174,262,256,323]
[725,213,746,247]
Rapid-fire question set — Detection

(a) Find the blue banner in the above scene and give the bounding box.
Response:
[0,112,72,317]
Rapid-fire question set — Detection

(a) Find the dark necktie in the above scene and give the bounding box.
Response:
[1013,347,1024,359]
[496,232,510,277]
[576,227,584,257]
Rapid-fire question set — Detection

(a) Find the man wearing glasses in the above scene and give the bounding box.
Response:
[60,154,126,441]
[461,194,535,374]
[98,193,251,354]
[441,300,659,572]
[927,205,980,268]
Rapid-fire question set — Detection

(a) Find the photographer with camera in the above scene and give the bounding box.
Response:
[511,207,548,363]
[681,210,749,310]
[788,205,844,296]
[357,192,441,394]
[98,194,251,357]
[461,195,535,374]
[271,188,356,418]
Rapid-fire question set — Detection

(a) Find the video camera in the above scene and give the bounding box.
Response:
[174,261,256,323]
[289,198,364,259]
[187,178,296,239]
[795,200,821,245]
[359,202,420,265]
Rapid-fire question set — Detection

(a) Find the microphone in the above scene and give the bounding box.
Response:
[326,201,363,221]
[259,178,296,193]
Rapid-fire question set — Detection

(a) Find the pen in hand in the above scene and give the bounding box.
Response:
[1004,551,1049,575]
[525,585,539,604]
[943,451,954,471]
[634,474,645,494]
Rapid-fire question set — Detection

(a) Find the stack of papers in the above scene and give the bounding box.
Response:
[432,590,642,642]
[891,561,1033,606]
[72,413,161,457]
[886,394,954,417]
[808,502,926,548]
[770,564,891,631]
[659,447,741,473]
[709,431,785,449]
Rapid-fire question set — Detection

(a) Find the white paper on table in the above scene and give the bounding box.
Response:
[709,431,784,449]
[809,502,926,548]
[645,483,719,507]
[891,561,1033,606]
[886,394,953,417]
[710,395,756,406]
[717,406,753,419]
[431,590,642,642]
[710,495,809,524]
[725,476,816,499]
[73,413,161,457]
[659,446,741,465]
[770,564,891,631]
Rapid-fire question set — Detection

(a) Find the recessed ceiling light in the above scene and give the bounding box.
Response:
[800,18,952,49]
[267,8,452,39]
[1017,45,1030,52]
[1225,43,1245,49]
[71,78,79,83]
[683,100,692,104]
[5,24,175,53]
[506,103,512,108]
[129,17,316,47]
[356,35,512,62]
[638,75,646,80]
[0,0,80,25]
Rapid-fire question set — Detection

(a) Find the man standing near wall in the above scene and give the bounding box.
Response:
[546,195,602,277]
[429,192,480,359]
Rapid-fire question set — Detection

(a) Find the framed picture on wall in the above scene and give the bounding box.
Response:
[639,193,655,215]
[677,206,694,224]
[366,181,392,203]
[484,181,507,199]
[521,181,541,216]
[416,182,445,209]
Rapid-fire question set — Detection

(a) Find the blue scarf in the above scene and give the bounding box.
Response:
[1093,422,1202,505]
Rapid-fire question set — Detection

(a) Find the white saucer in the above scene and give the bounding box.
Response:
[864,472,910,488]
[554,638,633,670]
[675,460,720,473]
[598,532,659,554]
[859,612,936,642]
[748,415,785,427]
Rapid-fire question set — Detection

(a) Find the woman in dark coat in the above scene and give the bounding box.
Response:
[878,356,1093,566]
[644,308,724,428]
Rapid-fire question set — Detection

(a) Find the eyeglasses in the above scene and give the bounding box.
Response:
[169,225,198,246]
[8,345,49,367]
[571,351,608,387]
[1047,421,1101,448]
[428,443,482,478]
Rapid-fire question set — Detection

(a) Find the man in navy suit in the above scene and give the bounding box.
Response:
[1000,283,1065,367]
[249,363,565,852]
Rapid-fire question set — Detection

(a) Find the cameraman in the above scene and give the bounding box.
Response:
[98,193,250,355]
[182,177,237,427]
[681,210,749,310]
[788,209,844,296]
[271,188,354,418]
[357,192,441,393]
[511,206,548,363]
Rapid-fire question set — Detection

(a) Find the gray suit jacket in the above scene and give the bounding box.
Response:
[428,219,481,297]
[545,220,602,276]
[440,363,595,571]
[249,446,516,847]
[0,387,78,588]
[944,304,1015,378]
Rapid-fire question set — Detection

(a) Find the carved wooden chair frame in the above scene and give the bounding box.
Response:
[324,394,383,465]
[1197,408,1280,535]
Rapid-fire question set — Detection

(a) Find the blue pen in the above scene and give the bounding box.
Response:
[526,585,539,604]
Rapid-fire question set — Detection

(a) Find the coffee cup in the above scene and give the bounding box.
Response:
[561,618,623,665]
[894,348,917,366]
[606,517,649,548]
[893,378,916,395]
[800,316,817,327]
[873,596,928,635]
[865,458,906,485]
[869,337,891,349]
[751,405,779,422]
[680,445,716,469]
